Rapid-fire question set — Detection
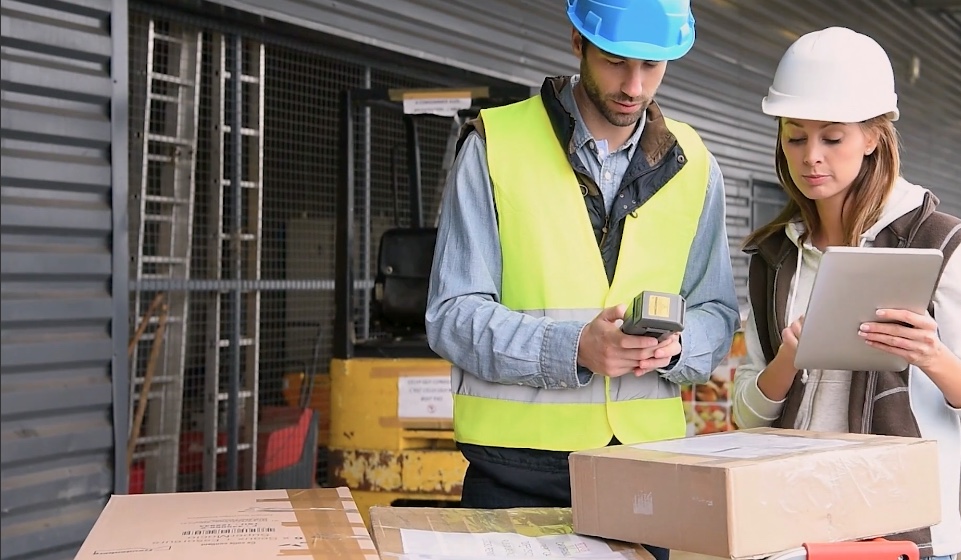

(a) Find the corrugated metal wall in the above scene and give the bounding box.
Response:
[0,0,128,558]
[209,0,961,306]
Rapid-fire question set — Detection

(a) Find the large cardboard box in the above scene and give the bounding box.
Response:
[370,506,655,559]
[75,488,378,559]
[570,428,940,559]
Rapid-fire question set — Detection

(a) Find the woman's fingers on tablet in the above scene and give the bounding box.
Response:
[787,317,804,338]
[874,308,937,330]
[859,309,941,367]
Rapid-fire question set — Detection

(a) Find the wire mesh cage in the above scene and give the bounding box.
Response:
[127,7,488,493]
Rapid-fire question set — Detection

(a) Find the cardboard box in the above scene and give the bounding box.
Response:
[570,428,940,559]
[370,506,655,559]
[75,488,378,559]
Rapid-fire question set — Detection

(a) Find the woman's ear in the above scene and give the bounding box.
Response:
[864,131,879,156]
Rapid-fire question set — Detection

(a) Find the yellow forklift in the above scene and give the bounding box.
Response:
[323,85,529,524]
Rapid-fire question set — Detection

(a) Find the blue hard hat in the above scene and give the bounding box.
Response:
[567,0,696,61]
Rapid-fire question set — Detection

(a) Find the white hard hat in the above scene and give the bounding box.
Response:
[762,27,899,122]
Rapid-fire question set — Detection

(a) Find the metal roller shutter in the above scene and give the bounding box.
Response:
[0,0,128,558]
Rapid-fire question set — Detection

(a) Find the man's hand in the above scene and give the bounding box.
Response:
[577,305,680,377]
[633,333,681,376]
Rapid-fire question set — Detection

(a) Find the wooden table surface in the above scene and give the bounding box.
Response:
[670,552,727,560]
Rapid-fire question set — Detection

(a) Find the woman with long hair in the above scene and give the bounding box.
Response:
[732,27,960,560]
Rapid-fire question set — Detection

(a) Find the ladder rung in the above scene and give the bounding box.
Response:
[130,449,158,460]
[147,133,194,146]
[146,154,174,163]
[220,179,260,189]
[141,256,187,265]
[215,390,253,401]
[132,375,178,386]
[142,315,183,325]
[134,434,177,445]
[215,443,253,454]
[217,338,254,348]
[143,213,174,223]
[144,389,166,400]
[143,195,190,205]
[221,125,260,137]
[219,233,257,242]
[130,326,182,345]
[153,33,184,45]
[223,72,261,85]
[152,73,195,87]
[132,370,180,382]
[148,92,179,103]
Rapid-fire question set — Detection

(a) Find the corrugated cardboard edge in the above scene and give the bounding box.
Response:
[569,453,601,537]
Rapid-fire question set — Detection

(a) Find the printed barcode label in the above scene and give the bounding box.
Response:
[183,527,276,536]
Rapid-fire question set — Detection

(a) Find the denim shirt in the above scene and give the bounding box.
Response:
[425,79,739,389]
[562,76,646,216]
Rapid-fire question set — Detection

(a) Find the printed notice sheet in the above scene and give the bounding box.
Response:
[402,95,472,117]
[397,376,453,418]
[390,528,633,559]
[633,431,855,459]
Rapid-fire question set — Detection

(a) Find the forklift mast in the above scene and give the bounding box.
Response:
[332,85,531,360]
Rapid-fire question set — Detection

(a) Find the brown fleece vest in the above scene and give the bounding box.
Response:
[747,194,960,555]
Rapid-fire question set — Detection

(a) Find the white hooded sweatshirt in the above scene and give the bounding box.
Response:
[732,178,961,557]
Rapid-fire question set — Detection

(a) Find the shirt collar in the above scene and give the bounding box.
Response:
[559,75,646,159]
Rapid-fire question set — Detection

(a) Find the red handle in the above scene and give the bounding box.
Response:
[805,539,919,560]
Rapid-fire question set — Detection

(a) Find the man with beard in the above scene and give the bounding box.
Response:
[426,2,738,557]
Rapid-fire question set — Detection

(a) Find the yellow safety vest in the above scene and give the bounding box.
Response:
[452,95,709,451]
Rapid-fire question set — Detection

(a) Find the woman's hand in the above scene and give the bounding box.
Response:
[756,316,805,402]
[859,309,944,370]
[777,316,804,364]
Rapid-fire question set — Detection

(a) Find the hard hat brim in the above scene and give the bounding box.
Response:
[761,91,900,123]
[570,18,695,62]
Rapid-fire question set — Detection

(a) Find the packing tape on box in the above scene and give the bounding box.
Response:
[280,489,377,559]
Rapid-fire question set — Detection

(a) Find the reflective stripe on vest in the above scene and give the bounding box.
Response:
[453,95,709,450]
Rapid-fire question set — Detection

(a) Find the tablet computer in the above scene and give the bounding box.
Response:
[794,246,944,371]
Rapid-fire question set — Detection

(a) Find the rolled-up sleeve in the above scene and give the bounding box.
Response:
[732,305,787,428]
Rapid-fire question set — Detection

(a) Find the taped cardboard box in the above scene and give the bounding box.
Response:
[570,428,940,559]
[370,506,655,559]
[75,487,378,559]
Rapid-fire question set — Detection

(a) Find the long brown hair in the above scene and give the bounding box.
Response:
[744,116,901,248]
